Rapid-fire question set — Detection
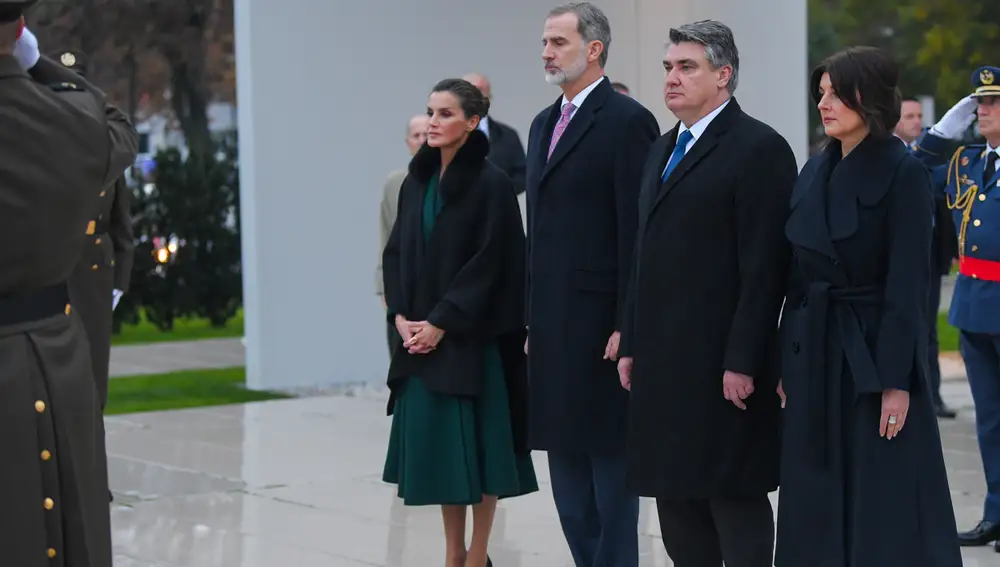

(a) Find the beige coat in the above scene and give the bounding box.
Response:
[375,169,408,296]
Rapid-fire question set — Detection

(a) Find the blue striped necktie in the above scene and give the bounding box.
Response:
[661,129,694,184]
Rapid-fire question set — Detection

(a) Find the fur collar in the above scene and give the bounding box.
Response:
[408,129,490,201]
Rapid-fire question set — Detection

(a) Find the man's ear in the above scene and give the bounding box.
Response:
[16,16,24,39]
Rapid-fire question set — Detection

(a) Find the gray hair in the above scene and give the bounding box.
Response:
[548,2,612,68]
[668,20,740,94]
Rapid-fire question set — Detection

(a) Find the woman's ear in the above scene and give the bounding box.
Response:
[16,16,24,39]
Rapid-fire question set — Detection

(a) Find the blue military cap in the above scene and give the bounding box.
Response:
[971,66,1000,98]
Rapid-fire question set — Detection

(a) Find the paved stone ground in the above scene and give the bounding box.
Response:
[109,337,245,378]
[104,375,995,566]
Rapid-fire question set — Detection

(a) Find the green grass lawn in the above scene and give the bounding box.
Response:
[112,309,244,346]
[938,311,959,353]
[105,366,288,415]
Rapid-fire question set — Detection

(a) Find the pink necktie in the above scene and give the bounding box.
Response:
[548,102,576,160]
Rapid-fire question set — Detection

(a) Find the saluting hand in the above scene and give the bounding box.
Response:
[723,370,754,410]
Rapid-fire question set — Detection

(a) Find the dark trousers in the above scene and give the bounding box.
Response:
[548,450,639,567]
[960,331,1000,522]
[656,495,773,567]
[927,274,945,405]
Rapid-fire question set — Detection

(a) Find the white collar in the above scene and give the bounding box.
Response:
[561,75,605,110]
[678,98,731,142]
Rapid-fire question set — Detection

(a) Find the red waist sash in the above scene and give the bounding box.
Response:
[959,256,1000,282]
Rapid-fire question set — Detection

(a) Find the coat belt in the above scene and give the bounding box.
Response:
[0,283,69,327]
[801,281,883,468]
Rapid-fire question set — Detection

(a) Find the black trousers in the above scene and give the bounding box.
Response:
[656,495,774,567]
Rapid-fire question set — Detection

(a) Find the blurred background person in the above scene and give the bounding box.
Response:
[376,113,428,354]
[611,80,630,96]
[463,72,528,195]
[55,48,136,415]
[894,95,959,419]
[381,78,537,567]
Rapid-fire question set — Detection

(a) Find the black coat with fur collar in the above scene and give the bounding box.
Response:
[381,130,530,449]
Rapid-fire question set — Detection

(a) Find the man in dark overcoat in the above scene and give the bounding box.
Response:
[524,3,659,566]
[617,21,797,567]
[0,10,138,566]
[55,48,136,411]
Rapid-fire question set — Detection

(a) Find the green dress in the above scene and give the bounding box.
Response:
[383,174,539,506]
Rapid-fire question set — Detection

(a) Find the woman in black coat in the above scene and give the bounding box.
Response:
[774,47,963,567]
[381,78,537,567]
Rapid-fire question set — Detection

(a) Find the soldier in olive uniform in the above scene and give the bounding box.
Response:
[912,65,1000,550]
[55,48,136,410]
[0,3,138,566]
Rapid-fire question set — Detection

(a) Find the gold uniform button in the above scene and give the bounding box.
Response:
[973,219,982,227]
[47,548,56,559]
[35,400,45,413]
[91,264,99,271]
[973,245,980,252]
[43,498,54,510]
[973,274,979,279]
[64,304,71,315]
[980,194,987,201]
[40,450,51,461]
[99,190,106,197]
[95,238,102,245]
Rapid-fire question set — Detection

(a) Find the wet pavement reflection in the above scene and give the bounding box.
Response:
[107,379,995,566]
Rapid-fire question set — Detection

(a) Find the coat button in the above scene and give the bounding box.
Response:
[973,219,981,227]
[791,341,801,354]
[979,194,986,201]
[47,548,56,559]
[95,238,102,245]
[43,498,54,510]
[35,400,45,413]
[91,264,99,271]
[40,450,51,461]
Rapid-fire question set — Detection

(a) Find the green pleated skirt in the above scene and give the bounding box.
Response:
[382,343,539,506]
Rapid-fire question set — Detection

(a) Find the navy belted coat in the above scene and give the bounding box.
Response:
[774,136,962,567]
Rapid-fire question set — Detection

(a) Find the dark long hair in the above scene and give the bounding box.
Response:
[810,46,902,139]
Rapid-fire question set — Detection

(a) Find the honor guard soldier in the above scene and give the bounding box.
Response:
[54,48,136,411]
[912,65,1000,551]
[0,3,138,566]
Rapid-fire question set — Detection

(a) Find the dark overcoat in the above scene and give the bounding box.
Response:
[619,98,798,498]
[524,78,659,453]
[0,54,138,567]
[382,130,530,452]
[69,174,135,410]
[774,137,962,567]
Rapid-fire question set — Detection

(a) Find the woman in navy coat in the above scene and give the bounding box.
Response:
[774,47,963,567]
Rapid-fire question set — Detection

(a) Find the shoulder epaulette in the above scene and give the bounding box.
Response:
[48,81,84,92]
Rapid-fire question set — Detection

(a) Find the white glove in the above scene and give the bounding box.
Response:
[929,96,978,140]
[112,289,124,311]
[12,26,40,71]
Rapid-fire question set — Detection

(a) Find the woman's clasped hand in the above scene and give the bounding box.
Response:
[395,314,445,354]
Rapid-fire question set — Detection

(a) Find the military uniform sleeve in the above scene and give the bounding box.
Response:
[29,56,138,188]
[109,176,136,291]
